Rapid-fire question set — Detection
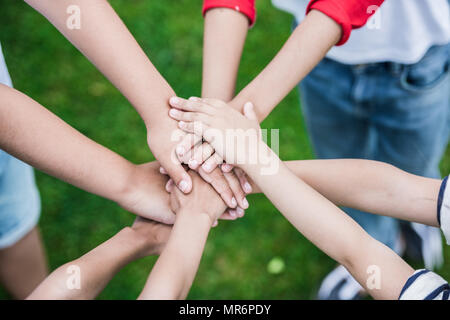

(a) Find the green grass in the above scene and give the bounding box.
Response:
[0,1,449,300]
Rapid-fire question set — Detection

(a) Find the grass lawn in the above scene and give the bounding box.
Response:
[0,0,448,299]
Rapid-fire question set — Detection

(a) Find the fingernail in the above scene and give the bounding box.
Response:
[242,197,249,209]
[176,146,185,155]
[169,109,179,117]
[236,207,244,217]
[188,159,198,169]
[202,162,212,172]
[244,182,252,193]
[179,180,189,193]
[170,97,179,105]
[159,167,167,174]
[229,210,236,218]
[165,179,173,192]
[231,197,237,207]
[178,121,186,128]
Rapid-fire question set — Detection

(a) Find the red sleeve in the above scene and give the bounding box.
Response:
[306,0,384,46]
[202,0,256,26]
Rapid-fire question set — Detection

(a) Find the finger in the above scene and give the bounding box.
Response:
[165,178,174,192]
[236,206,245,218]
[223,170,248,209]
[169,96,216,114]
[201,153,223,173]
[161,151,192,194]
[212,220,218,227]
[178,120,207,137]
[243,101,258,120]
[175,133,202,159]
[169,108,211,124]
[234,167,252,194]
[219,210,238,221]
[188,142,214,170]
[198,167,237,208]
[221,163,234,173]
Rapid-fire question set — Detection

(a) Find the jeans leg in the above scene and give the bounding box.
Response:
[299,58,400,250]
[374,44,450,179]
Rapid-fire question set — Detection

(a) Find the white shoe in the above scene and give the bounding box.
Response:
[317,265,364,300]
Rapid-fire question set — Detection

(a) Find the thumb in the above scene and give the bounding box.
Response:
[243,102,257,121]
[160,151,192,194]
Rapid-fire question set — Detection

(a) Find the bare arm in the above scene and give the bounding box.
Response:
[284,159,441,227]
[167,98,418,300]
[28,220,171,300]
[243,150,414,300]
[138,172,226,300]
[202,8,249,101]
[229,10,341,120]
[138,212,211,300]
[249,159,441,227]
[0,84,174,223]
[24,0,192,192]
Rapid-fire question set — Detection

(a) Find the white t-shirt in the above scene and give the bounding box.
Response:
[271,0,450,64]
[0,43,12,87]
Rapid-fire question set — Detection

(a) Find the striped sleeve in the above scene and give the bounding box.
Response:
[202,0,256,26]
[306,0,384,45]
[399,269,450,300]
[438,176,450,245]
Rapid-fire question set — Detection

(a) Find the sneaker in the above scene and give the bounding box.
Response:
[317,265,364,300]
[401,222,443,270]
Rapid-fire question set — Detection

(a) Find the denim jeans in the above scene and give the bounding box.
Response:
[298,43,450,250]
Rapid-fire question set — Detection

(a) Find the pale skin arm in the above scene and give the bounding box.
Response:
[229,9,341,120]
[179,9,341,171]
[27,220,171,300]
[283,159,441,227]
[24,0,192,192]
[168,98,421,300]
[139,172,226,300]
[243,150,415,300]
[202,8,249,101]
[138,212,211,300]
[161,7,251,213]
[0,84,175,223]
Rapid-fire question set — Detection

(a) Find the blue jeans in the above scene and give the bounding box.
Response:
[299,44,450,250]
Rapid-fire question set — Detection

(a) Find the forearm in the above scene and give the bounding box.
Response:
[0,85,135,204]
[244,153,413,299]
[229,10,341,120]
[285,159,441,227]
[24,0,174,128]
[138,212,211,300]
[248,159,440,227]
[202,8,249,101]
[28,228,146,300]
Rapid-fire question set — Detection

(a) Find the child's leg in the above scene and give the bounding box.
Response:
[0,227,47,299]
[0,151,48,299]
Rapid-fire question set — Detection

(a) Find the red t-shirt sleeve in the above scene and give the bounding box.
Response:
[202,0,256,26]
[306,0,384,45]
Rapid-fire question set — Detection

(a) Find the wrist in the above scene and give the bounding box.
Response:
[115,227,149,260]
[177,208,214,227]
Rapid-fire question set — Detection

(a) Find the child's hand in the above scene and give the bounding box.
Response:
[168,97,260,167]
[130,217,172,256]
[117,162,176,224]
[169,170,227,226]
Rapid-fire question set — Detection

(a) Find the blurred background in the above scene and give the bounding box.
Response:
[0,0,448,299]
